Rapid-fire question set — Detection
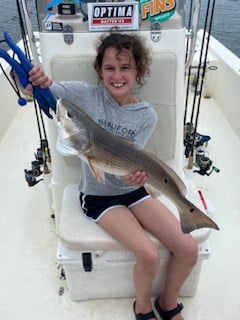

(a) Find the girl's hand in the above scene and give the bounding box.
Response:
[25,64,53,94]
[122,170,147,186]
[13,64,52,95]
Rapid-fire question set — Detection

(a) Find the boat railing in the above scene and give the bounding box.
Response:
[185,0,200,70]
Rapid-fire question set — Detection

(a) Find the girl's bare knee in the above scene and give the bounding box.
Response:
[182,236,198,266]
[136,245,160,274]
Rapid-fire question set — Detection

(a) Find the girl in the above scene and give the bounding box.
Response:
[26,32,197,320]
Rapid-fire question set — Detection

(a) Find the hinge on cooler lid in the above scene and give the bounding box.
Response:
[63,24,74,45]
[82,252,93,272]
[151,21,161,42]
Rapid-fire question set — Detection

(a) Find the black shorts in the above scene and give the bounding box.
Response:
[79,187,150,221]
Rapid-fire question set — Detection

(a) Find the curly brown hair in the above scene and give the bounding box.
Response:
[94,33,151,87]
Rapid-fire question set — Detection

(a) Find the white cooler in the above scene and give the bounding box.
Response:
[57,183,211,301]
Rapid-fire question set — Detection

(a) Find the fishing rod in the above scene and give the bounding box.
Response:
[188,0,216,168]
[185,0,194,65]
[15,0,52,186]
[185,0,201,70]
[184,0,195,137]
[184,0,216,170]
[184,0,211,164]
[20,0,40,63]
[184,0,201,157]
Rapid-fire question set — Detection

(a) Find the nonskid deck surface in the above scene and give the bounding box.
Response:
[0,99,239,319]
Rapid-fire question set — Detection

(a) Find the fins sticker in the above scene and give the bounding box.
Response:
[139,0,176,22]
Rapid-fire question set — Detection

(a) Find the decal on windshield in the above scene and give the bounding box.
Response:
[139,0,176,22]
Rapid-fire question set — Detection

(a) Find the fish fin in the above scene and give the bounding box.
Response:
[145,184,161,198]
[179,199,219,233]
[88,159,106,183]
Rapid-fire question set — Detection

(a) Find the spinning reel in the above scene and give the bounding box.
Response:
[24,139,51,187]
[194,149,220,176]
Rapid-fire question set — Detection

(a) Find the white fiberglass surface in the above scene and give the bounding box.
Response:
[0,98,240,319]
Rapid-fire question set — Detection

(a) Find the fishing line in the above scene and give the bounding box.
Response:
[0,46,22,98]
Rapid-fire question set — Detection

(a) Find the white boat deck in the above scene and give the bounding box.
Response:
[0,96,240,319]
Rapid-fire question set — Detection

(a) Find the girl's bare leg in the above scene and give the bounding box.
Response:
[98,207,159,319]
[131,197,198,320]
[98,197,198,320]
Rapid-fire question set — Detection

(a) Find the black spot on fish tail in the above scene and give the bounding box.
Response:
[179,202,220,234]
[163,178,168,184]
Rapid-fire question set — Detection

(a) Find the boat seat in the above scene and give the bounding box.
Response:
[54,50,211,250]
[59,182,211,252]
[53,50,212,301]
[49,50,184,222]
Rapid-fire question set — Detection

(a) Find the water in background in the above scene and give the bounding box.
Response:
[196,0,240,58]
[0,0,239,57]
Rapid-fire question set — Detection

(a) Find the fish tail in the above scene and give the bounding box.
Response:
[179,200,220,233]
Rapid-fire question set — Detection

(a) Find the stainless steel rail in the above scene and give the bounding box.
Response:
[185,0,201,70]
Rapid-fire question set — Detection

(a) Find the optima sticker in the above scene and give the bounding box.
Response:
[139,0,176,22]
[88,2,139,31]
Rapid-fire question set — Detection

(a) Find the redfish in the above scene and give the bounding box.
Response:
[56,99,219,233]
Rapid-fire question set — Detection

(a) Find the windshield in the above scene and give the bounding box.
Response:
[36,0,186,33]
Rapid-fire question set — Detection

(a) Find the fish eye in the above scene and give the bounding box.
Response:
[67,111,72,118]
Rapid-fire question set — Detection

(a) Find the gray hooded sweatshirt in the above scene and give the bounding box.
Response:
[51,81,158,196]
